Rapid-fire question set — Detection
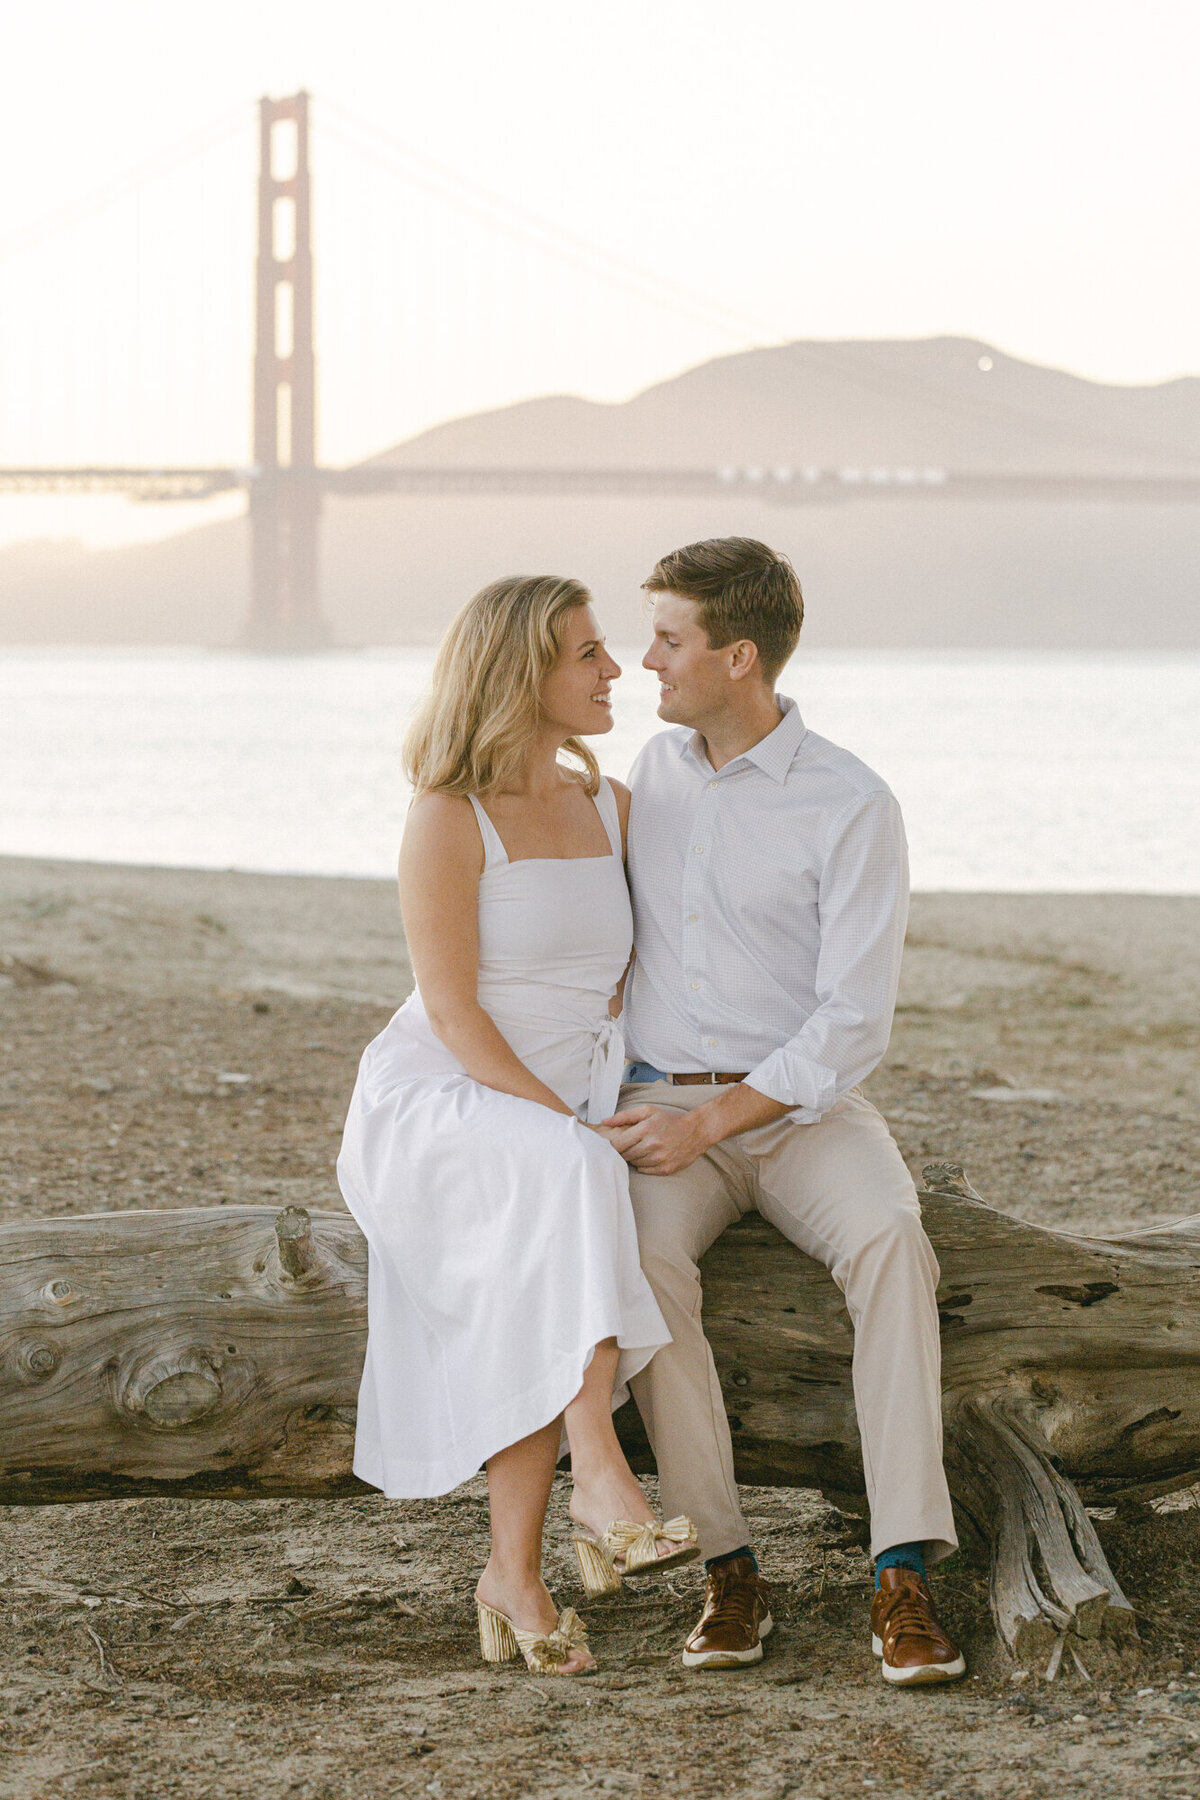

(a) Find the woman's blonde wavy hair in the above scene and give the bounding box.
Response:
[404,575,601,797]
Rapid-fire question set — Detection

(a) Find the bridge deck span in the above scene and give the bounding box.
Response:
[3,466,1200,504]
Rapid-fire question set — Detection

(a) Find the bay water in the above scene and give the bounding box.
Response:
[1,647,1196,892]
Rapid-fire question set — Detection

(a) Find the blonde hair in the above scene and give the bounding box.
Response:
[405,576,601,797]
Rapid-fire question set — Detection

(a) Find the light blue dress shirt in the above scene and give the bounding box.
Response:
[624,696,909,1125]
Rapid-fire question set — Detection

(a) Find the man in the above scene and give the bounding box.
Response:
[605,537,965,1685]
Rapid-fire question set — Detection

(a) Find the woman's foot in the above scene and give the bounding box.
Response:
[475,1566,596,1675]
[569,1468,681,1565]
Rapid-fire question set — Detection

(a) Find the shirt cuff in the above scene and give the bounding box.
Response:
[744,1048,839,1124]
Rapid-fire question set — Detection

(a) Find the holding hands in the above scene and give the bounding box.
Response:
[597,1104,713,1175]
[596,1081,790,1174]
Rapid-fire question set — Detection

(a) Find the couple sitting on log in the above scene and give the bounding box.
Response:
[338,536,965,1683]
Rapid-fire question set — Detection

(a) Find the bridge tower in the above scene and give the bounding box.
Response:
[247,91,328,650]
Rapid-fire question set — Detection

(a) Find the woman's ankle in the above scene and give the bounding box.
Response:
[476,1563,556,1623]
[569,1463,653,1526]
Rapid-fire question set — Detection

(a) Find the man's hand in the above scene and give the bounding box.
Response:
[603,1082,793,1175]
[600,1104,713,1175]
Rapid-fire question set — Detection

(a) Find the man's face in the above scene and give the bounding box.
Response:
[643,592,736,726]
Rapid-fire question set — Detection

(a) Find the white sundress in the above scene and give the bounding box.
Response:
[336,777,670,1498]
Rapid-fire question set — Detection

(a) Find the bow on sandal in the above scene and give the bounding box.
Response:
[477,1599,595,1675]
[572,1515,700,1596]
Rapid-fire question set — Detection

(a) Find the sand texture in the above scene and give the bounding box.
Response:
[2,856,1199,1799]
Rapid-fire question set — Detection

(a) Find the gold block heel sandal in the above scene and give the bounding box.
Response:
[572,1516,700,1597]
[476,1599,594,1675]
[572,1535,625,1596]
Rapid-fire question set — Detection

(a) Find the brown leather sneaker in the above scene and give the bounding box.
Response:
[870,1567,966,1685]
[681,1555,773,1669]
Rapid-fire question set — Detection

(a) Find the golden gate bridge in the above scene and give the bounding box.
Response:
[2,92,1198,650]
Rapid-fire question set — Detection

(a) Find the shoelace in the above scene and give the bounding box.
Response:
[700,1572,761,1636]
[878,1590,948,1651]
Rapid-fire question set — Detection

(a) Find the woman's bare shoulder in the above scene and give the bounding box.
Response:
[607,778,632,827]
[606,777,632,854]
[402,791,483,860]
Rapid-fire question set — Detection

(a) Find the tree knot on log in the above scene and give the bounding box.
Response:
[41,1278,79,1307]
[12,1339,61,1383]
[274,1206,319,1282]
[921,1161,979,1200]
[112,1345,249,1430]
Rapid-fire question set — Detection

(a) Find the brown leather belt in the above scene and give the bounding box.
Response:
[666,1071,749,1086]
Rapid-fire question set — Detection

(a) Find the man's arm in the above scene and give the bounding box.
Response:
[741,787,909,1116]
[605,788,908,1174]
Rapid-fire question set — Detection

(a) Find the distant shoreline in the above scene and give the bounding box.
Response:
[3,848,1200,899]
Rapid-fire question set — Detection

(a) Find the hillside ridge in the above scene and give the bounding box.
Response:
[2,336,1197,648]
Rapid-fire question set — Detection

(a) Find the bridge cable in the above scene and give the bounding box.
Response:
[315,103,1177,464]
[317,99,785,348]
[0,104,253,266]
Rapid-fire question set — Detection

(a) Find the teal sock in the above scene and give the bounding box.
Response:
[874,1542,927,1587]
[705,1545,758,1574]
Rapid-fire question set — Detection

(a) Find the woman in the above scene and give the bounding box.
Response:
[338,576,697,1677]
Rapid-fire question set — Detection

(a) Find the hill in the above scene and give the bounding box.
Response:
[2,336,1198,647]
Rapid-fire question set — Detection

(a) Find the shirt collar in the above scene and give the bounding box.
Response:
[679,694,807,784]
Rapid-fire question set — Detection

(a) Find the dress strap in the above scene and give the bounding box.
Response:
[466,794,509,870]
[591,778,624,859]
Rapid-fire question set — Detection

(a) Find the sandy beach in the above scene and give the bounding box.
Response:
[2,856,1199,1797]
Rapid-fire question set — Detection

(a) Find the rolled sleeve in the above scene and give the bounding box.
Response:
[745,789,908,1122]
[745,1047,839,1120]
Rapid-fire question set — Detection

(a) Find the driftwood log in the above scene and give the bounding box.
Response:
[2,1166,1198,1661]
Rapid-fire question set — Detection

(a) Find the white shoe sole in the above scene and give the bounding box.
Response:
[871,1633,966,1685]
[682,1612,774,1669]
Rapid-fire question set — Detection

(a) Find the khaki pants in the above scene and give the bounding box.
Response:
[623,1081,958,1565]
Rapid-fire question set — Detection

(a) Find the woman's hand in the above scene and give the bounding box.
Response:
[584,1122,622,1143]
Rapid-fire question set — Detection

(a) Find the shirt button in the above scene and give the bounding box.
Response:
[709,780,718,790]
[693,845,704,854]
[706,1037,717,1048]
[690,980,700,990]
[687,912,699,923]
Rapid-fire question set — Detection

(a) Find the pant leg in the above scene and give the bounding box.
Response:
[746,1090,958,1564]
[621,1081,756,1560]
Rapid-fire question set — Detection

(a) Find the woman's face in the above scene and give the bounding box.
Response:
[538,604,622,738]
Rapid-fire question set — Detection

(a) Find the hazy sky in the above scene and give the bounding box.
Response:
[1,0,1197,547]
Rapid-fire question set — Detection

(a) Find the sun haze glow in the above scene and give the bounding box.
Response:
[0,0,1196,547]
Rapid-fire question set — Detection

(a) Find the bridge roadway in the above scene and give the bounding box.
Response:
[2,465,1200,504]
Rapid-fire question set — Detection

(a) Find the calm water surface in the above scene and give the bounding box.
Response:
[1,648,1197,891]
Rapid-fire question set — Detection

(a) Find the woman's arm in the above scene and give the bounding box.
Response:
[608,778,634,1019]
[398,793,574,1116]
[609,777,632,858]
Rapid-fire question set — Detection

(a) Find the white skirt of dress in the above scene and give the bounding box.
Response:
[337,1009,670,1498]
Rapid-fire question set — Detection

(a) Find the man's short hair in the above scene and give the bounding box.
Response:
[643,537,803,683]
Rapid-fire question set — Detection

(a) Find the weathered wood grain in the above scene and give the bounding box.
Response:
[0,1205,367,1499]
[3,1163,1198,1656]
